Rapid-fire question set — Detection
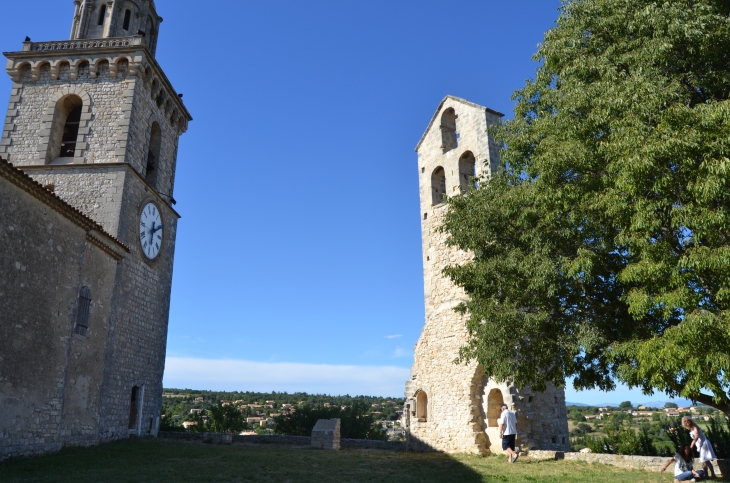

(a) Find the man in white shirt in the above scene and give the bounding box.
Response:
[497,404,519,463]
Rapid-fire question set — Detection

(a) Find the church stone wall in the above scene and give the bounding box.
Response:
[405,97,570,454]
[0,173,119,459]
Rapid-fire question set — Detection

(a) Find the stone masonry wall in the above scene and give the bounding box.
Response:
[96,168,178,440]
[0,174,119,460]
[405,96,570,454]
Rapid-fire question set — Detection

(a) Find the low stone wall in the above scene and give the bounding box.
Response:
[341,439,406,451]
[529,450,729,477]
[158,432,405,451]
[232,435,311,446]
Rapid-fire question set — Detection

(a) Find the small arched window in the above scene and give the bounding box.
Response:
[487,388,505,428]
[123,9,132,31]
[75,286,92,337]
[459,151,477,192]
[146,122,161,188]
[48,94,84,164]
[97,4,107,26]
[416,391,428,422]
[431,167,446,205]
[440,107,458,152]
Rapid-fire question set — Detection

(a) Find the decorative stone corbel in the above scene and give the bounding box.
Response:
[69,64,79,81]
[89,63,98,79]
[31,65,40,82]
[109,62,118,78]
[51,63,60,81]
[128,62,143,78]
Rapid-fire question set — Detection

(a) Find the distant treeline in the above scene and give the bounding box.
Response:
[162,389,405,408]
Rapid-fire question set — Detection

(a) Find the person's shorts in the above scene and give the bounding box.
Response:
[502,434,516,451]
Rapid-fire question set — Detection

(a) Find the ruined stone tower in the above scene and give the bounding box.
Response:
[0,0,191,459]
[403,96,569,454]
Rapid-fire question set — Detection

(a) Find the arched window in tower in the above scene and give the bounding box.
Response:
[146,122,161,188]
[47,95,84,164]
[122,9,132,31]
[416,391,428,422]
[97,4,107,26]
[431,166,446,205]
[487,388,505,428]
[440,107,458,152]
[74,286,92,337]
[459,151,477,192]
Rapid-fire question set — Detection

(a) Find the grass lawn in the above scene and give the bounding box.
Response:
[1,438,726,483]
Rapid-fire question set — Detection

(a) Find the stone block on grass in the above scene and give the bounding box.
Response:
[311,419,340,450]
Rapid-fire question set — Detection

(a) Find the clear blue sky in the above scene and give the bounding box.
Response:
[0,0,680,405]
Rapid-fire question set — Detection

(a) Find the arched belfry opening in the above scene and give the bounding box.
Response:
[459,151,477,192]
[440,107,458,152]
[146,122,161,188]
[487,389,504,428]
[122,9,132,32]
[431,167,446,205]
[416,391,428,422]
[47,95,83,164]
[97,4,107,26]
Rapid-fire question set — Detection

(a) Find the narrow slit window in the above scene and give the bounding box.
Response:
[123,9,132,31]
[60,105,82,158]
[416,391,428,422]
[75,286,91,337]
[129,386,139,429]
[97,5,107,26]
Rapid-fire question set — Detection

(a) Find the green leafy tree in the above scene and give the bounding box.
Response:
[273,402,388,440]
[665,402,679,409]
[619,402,633,410]
[442,0,730,416]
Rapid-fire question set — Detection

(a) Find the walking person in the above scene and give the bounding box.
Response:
[660,443,706,482]
[498,404,519,463]
[683,416,717,478]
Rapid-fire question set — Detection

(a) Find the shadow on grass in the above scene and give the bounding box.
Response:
[0,437,486,483]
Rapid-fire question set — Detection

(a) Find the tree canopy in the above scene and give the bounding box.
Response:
[442,0,730,415]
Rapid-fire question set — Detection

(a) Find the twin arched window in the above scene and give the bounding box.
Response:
[430,152,477,206]
[75,286,92,337]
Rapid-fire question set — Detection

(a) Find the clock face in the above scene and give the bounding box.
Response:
[139,202,163,260]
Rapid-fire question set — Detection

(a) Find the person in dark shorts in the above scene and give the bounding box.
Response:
[498,403,519,463]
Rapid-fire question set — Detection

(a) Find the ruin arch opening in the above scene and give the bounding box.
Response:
[487,388,504,428]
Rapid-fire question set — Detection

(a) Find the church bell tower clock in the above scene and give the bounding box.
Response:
[1,0,192,440]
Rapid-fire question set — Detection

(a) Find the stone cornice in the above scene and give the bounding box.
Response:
[3,36,192,128]
[18,162,181,219]
[0,157,130,261]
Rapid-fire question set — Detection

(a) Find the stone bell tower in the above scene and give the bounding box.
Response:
[0,0,191,457]
[403,96,569,454]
